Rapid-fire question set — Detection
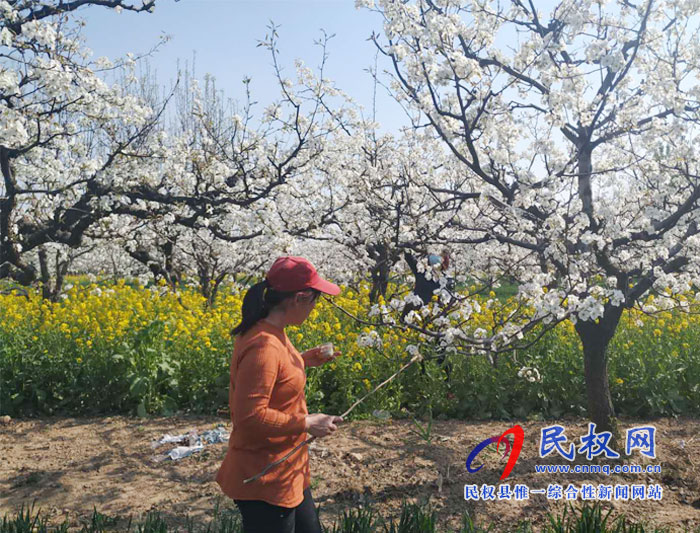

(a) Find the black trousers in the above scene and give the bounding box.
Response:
[234,487,323,533]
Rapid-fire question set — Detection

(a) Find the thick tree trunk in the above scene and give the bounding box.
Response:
[38,247,52,300]
[368,243,390,304]
[0,147,36,284]
[162,240,181,287]
[37,247,67,301]
[574,305,623,436]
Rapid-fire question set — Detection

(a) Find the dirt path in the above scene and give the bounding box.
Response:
[1,415,698,531]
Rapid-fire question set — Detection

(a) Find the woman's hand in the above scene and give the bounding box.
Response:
[305,413,343,438]
[302,346,341,368]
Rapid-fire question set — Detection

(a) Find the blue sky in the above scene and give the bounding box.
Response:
[79,0,411,132]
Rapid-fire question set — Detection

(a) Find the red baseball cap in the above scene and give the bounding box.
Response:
[266,256,340,295]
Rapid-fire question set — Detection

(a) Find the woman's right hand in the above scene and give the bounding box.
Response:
[305,413,343,438]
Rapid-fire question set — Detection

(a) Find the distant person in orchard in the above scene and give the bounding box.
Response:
[402,249,454,383]
[401,248,453,311]
[216,256,344,533]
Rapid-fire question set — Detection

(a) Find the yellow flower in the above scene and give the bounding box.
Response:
[615,378,623,384]
[296,333,303,342]
[353,362,362,372]
[76,357,83,364]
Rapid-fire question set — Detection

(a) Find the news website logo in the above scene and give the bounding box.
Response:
[464,424,662,503]
[465,424,524,480]
[465,423,657,481]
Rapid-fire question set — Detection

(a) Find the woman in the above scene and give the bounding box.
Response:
[402,250,454,383]
[216,256,344,533]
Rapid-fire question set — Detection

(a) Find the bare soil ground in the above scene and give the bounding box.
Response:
[1,415,698,531]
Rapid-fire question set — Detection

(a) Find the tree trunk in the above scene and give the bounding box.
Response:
[368,243,390,303]
[37,247,67,302]
[209,271,228,308]
[54,248,69,302]
[0,146,36,284]
[38,247,52,300]
[574,304,623,436]
[199,268,212,303]
[162,240,181,287]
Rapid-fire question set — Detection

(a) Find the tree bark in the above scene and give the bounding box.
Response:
[37,247,68,301]
[38,247,52,300]
[368,242,390,303]
[574,304,623,436]
[0,147,36,284]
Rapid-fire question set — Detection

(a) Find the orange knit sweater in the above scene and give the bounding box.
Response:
[215,320,310,508]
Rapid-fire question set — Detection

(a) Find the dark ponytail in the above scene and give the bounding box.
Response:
[232,280,268,337]
[232,279,314,337]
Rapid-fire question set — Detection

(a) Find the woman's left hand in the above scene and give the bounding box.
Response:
[302,346,341,368]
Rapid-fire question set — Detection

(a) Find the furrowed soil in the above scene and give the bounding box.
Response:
[1,415,698,531]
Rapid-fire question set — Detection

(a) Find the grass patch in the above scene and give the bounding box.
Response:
[2,499,696,533]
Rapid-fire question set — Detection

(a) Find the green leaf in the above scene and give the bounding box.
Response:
[129,376,147,398]
[160,395,178,416]
[137,401,147,418]
[157,361,173,375]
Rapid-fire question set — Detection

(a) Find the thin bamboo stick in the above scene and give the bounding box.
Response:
[243,353,422,484]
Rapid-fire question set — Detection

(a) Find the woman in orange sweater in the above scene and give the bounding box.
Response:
[216,256,344,533]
